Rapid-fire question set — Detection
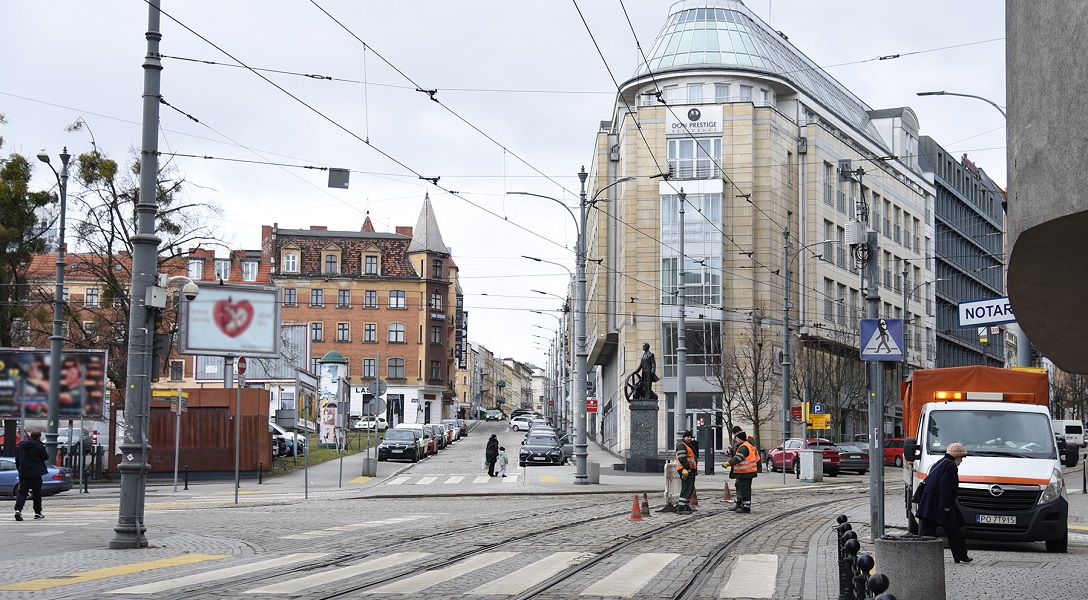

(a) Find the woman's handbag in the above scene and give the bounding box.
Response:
[911,481,925,503]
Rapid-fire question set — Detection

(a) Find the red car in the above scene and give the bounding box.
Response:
[883,438,905,467]
[766,438,840,477]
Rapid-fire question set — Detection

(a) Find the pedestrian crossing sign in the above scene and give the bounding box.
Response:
[859,318,904,361]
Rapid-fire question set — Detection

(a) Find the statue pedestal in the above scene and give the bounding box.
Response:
[625,400,662,473]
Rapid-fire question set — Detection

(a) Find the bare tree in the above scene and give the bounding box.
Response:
[727,312,781,449]
[790,326,865,442]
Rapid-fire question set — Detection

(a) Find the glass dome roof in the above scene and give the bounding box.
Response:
[635,0,885,148]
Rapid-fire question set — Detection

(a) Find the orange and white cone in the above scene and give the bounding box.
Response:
[629,495,643,521]
[723,481,733,502]
[640,493,650,517]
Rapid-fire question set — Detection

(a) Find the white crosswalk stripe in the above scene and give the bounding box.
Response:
[245,552,430,594]
[445,475,465,484]
[108,553,327,594]
[580,553,681,597]
[720,554,777,598]
[381,474,519,486]
[468,552,590,596]
[363,551,518,594]
[281,516,426,539]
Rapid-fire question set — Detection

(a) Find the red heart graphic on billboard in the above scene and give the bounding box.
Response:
[213,299,254,338]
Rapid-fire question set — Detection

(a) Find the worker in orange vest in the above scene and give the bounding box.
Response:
[675,430,698,514]
[724,430,759,513]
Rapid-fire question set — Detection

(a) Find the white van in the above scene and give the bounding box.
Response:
[1052,419,1083,467]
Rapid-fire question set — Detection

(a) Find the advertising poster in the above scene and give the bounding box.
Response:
[0,349,108,419]
[179,284,281,358]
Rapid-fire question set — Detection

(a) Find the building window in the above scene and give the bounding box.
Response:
[337,323,350,342]
[283,288,297,307]
[430,290,443,310]
[364,290,377,308]
[311,357,321,375]
[363,359,376,378]
[388,358,405,379]
[337,289,351,307]
[311,322,323,342]
[431,325,442,344]
[310,289,324,307]
[667,138,721,179]
[84,321,97,342]
[170,360,184,381]
[188,259,204,280]
[214,259,230,281]
[364,255,379,275]
[687,83,703,103]
[324,254,339,275]
[85,288,100,307]
[714,83,730,102]
[282,252,299,273]
[364,323,377,343]
[389,290,406,309]
[242,260,258,281]
[430,360,442,381]
[431,259,443,279]
[760,88,771,106]
[740,85,752,102]
[388,323,406,343]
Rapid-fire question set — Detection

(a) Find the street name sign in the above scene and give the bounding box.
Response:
[958,296,1016,328]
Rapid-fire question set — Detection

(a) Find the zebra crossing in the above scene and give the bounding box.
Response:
[280,515,428,540]
[79,550,781,597]
[384,473,522,486]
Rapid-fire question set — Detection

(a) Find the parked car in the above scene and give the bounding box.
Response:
[484,409,504,421]
[836,443,869,474]
[395,423,435,456]
[376,429,423,462]
[883,438,905,467]
[440,419,461,441]
[0,457,73,497]
[56,429,93,455]
[766,438,840,476]
[353,416,389,432]
[510,408,540,420]
[519,434,569,467]
[269,421,306,456]
[455,418,468,437]
[427,424,446,451]
[510,416,534,431]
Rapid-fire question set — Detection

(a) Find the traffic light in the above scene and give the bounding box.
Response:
[150,308,169,383]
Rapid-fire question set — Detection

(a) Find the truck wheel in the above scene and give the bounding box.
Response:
[1046,533,1068,553]
[905,486,919,534]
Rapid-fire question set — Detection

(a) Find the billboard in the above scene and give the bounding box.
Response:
[178,283,281,358]
[0,349,109,419]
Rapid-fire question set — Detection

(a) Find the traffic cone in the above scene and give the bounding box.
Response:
[640,493,650,517]
[690,488,699,507]
[629,495,643,521]
[723,481,733,502]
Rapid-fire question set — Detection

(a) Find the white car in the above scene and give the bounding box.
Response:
[510,415,534,431]
[354,416,389,432]
[268,421,307,456]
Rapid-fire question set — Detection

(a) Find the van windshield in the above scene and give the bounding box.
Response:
[927,410,1057,459]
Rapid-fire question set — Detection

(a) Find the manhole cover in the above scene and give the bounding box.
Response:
[990,560,1044,568]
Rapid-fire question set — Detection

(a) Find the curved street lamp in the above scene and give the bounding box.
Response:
[901,275,949,381]
[916,91,1006,118]
[36,148,72,464]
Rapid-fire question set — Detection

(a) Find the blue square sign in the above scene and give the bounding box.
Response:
[859,318,904,361]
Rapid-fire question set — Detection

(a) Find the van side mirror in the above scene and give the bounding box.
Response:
[1055,435,1067,450]
[904,437,920,462]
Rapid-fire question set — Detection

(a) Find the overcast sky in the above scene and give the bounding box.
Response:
[1,1,1005,367]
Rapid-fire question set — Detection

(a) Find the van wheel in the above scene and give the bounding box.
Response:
[894,456,903,468]
[1046,534,1068,553]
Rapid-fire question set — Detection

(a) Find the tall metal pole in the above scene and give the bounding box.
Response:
[39,148,71,465]
[781,226,792,485]
[902,265,909,384]
[574,168,589,484]
[172,389,181,492]
[112,0,163,549]
[865,230,885,541]
[675,189,688,439]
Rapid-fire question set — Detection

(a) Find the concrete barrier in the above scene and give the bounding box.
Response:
[875,534,945,600]
[587,461,600,484]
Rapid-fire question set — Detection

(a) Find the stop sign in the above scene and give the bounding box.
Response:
[236,356,247,375]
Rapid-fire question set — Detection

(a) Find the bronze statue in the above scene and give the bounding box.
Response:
[625,343,660,402]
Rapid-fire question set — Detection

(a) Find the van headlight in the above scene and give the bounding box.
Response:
[1039,468,1065,504]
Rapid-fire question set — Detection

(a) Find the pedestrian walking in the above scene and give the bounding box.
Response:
[485,434,499,477]
[497,447,509,477]
[14,430,49,521]
[723,429,759,513]
[917,442,972,563]
[674,430,698,514]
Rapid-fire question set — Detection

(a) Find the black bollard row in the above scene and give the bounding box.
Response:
[833,515,899,600]
[835,515,853,600]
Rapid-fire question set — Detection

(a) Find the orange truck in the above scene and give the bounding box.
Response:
[901,365,1068,552]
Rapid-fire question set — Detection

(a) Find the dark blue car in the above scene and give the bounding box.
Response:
[0,456,74,497]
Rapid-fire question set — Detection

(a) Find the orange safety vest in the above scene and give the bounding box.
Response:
[733,440,759,474]
[676,440,697,472]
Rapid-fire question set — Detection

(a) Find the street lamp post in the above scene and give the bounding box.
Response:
[901,269,949,382]
[532,309,568,429]
[525,256,573,429]
[916,91,1006,118]
[36,148,72,465]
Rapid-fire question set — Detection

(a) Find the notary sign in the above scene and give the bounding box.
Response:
[958,296,1016,328]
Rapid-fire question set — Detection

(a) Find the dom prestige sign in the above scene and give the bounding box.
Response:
[179,284,281,358]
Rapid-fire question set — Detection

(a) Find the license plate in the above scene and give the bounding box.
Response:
[976,514,1017,525]
[391,449,403,453]
[532,456,548,461]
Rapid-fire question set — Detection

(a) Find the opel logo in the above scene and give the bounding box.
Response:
[687,108,702,121]
[988,484,1005,497]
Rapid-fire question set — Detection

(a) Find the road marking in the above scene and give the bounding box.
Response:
[581,553,680,597]
[416,476,438,485]
[539,476,558,483]
[720,554,777,598]
[245,552,430,594]
[469,552,589,595]
[473,475,491,484]
[387,476,410,485]
[109,553,326,594]
[212,490,268,495]
[445,475,465,484]
[350,476,373,483]
[0,554,227,591]
[364,552,518,594]
[502,475,519,483]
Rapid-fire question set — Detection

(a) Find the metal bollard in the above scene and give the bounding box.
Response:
[854,553,874,600]
[836,519,854,600]
[258,462,263,484]
[842,538,860,600]
[1082,453,1086,494]
[184,465,189,490]
[867,573,892,599]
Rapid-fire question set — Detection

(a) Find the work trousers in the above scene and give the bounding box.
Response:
[919,517,969,561]
[678,471,696,505]
[734,477,753,502]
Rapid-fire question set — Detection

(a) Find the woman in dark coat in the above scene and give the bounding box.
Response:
[917,442,971,563]
[485,434,500,477]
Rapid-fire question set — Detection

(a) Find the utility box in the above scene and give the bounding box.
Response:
[799,449,823,482]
